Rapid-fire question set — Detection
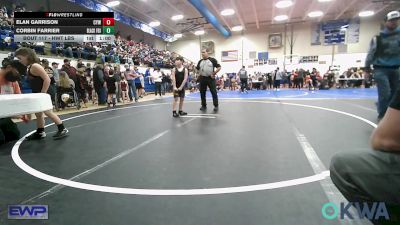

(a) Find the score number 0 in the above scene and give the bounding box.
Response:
[102,18,115,26]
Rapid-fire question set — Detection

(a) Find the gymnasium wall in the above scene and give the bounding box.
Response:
[168,18,381,74]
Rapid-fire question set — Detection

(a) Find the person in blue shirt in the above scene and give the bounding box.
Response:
[365,11,400,121]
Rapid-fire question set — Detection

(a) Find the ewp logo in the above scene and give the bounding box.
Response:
[8,205,48,220]
[322,202,389,221]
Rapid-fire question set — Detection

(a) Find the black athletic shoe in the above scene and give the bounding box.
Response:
[179,111,188,116]
[26,132,46,140]
[53,129,69,139]
[213,107,219,112]
[200,106,207,111]
[173,112,179,118]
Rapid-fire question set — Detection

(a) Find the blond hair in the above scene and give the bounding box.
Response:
[58,71,71,88]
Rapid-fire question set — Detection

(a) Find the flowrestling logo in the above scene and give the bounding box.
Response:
[322,202,389,221]
[8,205,48,220]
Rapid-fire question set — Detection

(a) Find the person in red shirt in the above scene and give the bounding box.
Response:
[0,59,30,145]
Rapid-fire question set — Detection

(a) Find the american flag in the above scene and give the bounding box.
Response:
[221,50,238,62]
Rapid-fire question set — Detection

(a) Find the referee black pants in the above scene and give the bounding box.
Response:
[240,78,248,92]
[199,76,219,107]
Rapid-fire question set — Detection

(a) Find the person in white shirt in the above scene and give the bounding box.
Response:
[151,67,163,99]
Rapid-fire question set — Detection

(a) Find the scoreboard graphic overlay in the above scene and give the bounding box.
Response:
[14,12,115,43]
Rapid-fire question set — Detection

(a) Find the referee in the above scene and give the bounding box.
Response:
[196,49,221,112]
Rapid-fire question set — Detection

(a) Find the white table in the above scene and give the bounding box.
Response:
[0,93,53,118]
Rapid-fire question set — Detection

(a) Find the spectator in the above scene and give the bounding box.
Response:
[113,65,122,102]
[105,69,117,107]
[58,71,75,89]
[123,64,138,102]
[310,68,319,90]
[76,68,88,108]
[61,58,77,86]
[134,66,144,98]
[0,59,28,145]
[238,66,248,93]
[41,59,56,103]
[297,69,305,89]
[151,67,163,99]
[273,67,283,91]
[120,75,129,103]
[93,63,106,105]
[77,58,84,69]
[51,62,60,83]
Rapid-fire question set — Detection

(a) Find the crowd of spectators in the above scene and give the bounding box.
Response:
[215,66,370,92]
[0,4,20,51]
[49,36,183,69]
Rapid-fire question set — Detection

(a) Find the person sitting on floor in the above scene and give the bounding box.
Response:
[0,59,30,145]
[330,87,400,224]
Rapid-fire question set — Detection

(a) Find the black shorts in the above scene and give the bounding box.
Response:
[135,83,143,89]
[173,90,185,98]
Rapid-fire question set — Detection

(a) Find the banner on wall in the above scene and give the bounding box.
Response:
[249,51,257,59]
[311,23,321,45]
[316,19,360,45]
[73,0,172,41]
[324,30,346,45]
[268,58,277,65]
[321,20,348,31]
[299,56,319,63]
[222,50,238,62]
[258,52,269,60]
[347,19,360,44]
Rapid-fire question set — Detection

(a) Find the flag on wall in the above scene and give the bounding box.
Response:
[221,50,238,62]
